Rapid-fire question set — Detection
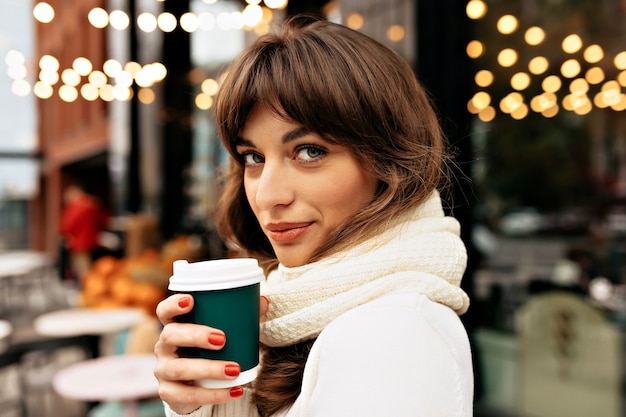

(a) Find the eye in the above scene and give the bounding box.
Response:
[295,145,326,162]
[241,152,264,166]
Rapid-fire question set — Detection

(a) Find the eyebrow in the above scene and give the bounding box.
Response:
[235,126,312,148]
[282,127,311,144]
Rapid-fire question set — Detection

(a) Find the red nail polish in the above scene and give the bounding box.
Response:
[178,297,190,308]
[208,332,225,346]
[224,364,240,377]
[230,386,244,398]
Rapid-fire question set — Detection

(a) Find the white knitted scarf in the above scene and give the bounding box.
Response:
[259,191,470,347]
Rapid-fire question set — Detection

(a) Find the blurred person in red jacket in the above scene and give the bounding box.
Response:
[59,184,109,283]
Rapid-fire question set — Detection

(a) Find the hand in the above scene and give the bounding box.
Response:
[260,295,269,317]
[153,293,245,414]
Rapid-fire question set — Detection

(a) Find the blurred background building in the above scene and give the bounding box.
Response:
[1,0,626,416]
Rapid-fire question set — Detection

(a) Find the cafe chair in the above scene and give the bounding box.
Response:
[516,291,620,417]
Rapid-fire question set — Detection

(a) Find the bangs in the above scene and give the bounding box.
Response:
[215,27,374,156]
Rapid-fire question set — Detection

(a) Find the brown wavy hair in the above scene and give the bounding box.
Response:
[213,14,449,417]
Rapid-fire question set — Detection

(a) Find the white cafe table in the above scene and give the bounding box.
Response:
[0,319,12,352]
[53,353,159,417]
[0,320,11,340]
[34,307,145,338]
[0,251,49,277]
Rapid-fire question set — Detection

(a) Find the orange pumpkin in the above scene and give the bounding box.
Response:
[91,256,119,278]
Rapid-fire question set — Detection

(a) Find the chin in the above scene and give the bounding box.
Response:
[276,254,308,268]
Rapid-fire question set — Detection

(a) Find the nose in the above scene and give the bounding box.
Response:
[253,159,295,210]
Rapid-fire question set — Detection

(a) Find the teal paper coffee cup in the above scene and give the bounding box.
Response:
[168,258,263,388]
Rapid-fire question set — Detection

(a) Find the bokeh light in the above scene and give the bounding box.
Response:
[562,34,583,54]
[561,59,581,78]
[33,2,54,23]
[583,44,604,63]
[346,13,364,30]
[387,25,405,42]
[497,15,518,35]
[475,70,494,87]
[467,40,485,59]
[88,7,109,29]
[109,10,130,30]
[585,67,605,84]
[137,13,158,32]
[524,27,545,46]
[158,12,177,32]
[511,72,531,90]
[528,56,549,74]
[466,0,487,19]
[497,48,518,67]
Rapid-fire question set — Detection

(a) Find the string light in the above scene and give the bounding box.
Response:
[618,71,626,87]
[583,44,604,63]
[510,72,530,90]
[475,70,494,87]
[387,25,405,42]
[586,67,605,85]
[88,7,108,29]
[138,88,156,104]
[497,48,518,67]
[109,10,130,30]
[562,34,583,54]
[33,2,54,23]
[242,5,263,28]
[33,81,53,99]
[478,106,496,122]
[201,78,219,96]
[59,85,78,102]
[615,52,626,70]
[542,75,562,93]
[466,4,626,121]
[16,0,626,119]
[560,59,581,78]
[497,15,518,35]
[157,12,177,32]
[467,40,485,59]
[180,12,199,32]
[528,56,549,75]
[471,91,491,110]
[466,0,487,20]
[524,27,545,46]
[12,80,31,97]
[346,13,364,30]
[264,0,288,9]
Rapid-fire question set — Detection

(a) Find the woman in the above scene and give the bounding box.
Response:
[155,15,473,417]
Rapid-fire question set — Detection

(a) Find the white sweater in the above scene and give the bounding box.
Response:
[165,293,473,417]
[164,192,474,416]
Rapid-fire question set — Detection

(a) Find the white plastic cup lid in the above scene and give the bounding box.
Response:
[168,258,263,291]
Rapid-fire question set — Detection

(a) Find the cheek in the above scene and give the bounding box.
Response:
[243,178,258,212]
[322,171,376,212]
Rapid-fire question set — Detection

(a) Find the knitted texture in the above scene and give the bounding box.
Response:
[260,191,469,347]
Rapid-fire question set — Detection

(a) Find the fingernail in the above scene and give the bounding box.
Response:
[178,297,190,308]
[208,332,225,346]
[230,386,244,398]
[224,364,240,377]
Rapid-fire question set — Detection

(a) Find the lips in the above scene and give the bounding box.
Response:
[265,222,312,243]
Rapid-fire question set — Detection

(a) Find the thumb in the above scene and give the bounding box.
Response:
[260,296,269,317]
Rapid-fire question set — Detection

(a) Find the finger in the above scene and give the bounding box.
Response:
[155,357,241,383]
[155,322,226,355]
[156,294,194,325]
[260,296,269,317]
[158,380,244,413]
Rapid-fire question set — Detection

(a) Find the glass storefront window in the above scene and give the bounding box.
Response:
[468,2,626,415]
[468,0,626,312]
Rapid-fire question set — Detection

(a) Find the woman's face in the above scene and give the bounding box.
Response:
[236,106,378,267]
